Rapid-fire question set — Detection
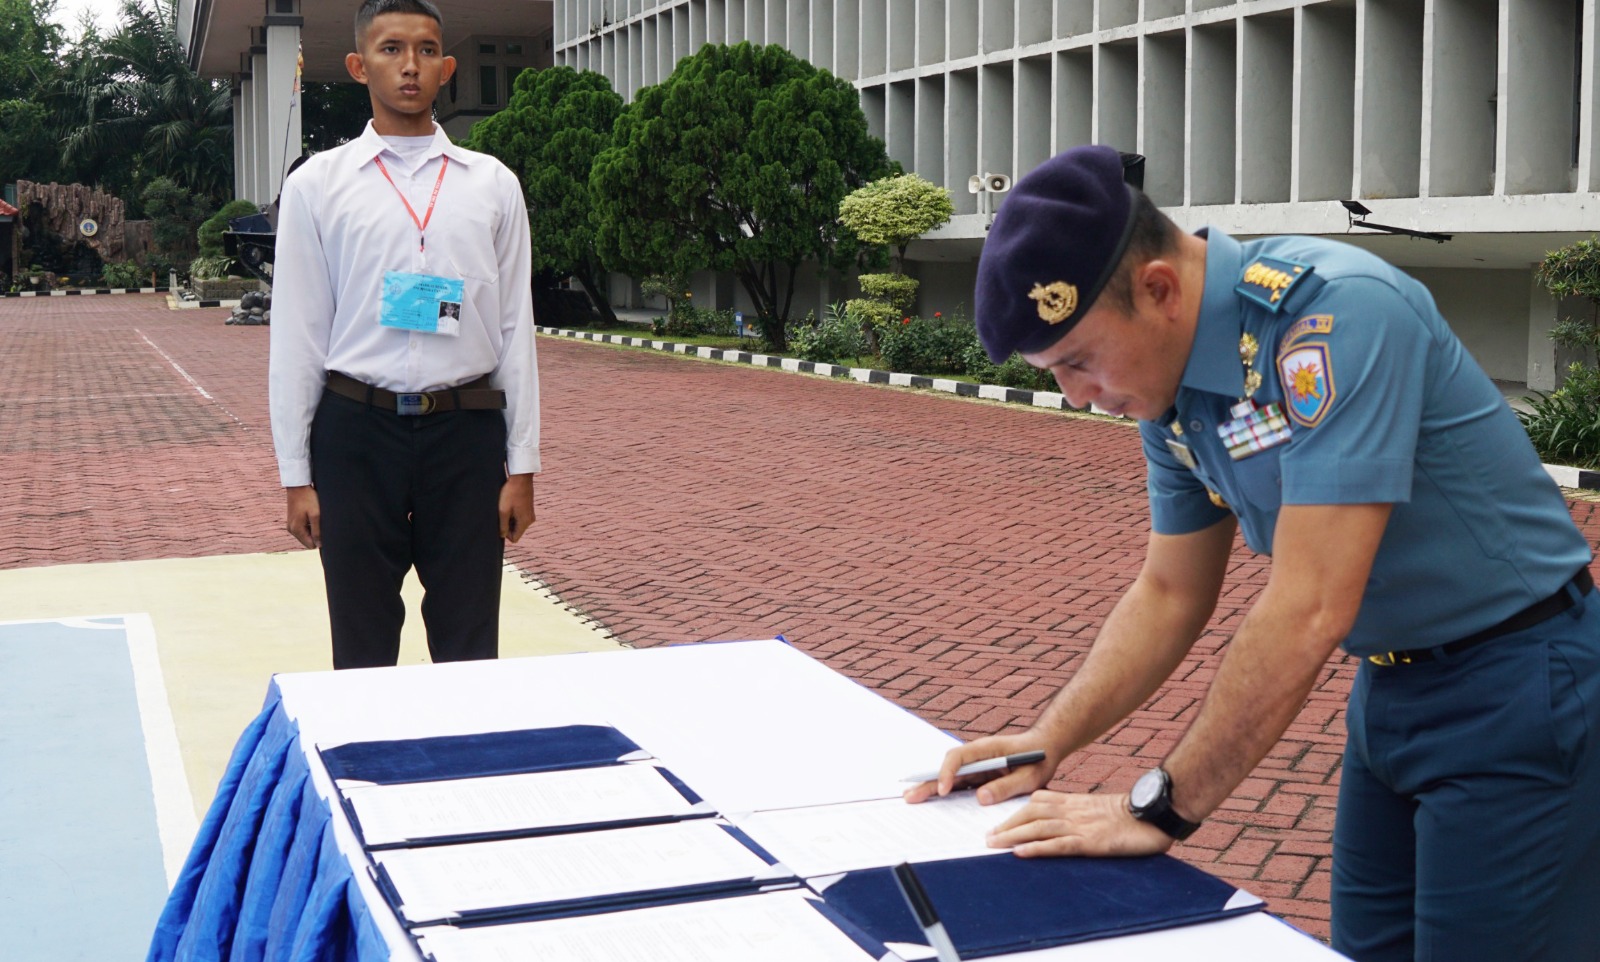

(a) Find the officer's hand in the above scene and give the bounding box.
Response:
[500,474,536,542]
[903,730,1059,806]
[285,486,321,549]
[986,790,1174,858]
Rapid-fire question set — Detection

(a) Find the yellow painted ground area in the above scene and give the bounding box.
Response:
[0,552,621,816]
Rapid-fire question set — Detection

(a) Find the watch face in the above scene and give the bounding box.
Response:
[1130,768,1163,809]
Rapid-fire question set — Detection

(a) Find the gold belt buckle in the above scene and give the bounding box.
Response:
[1368,651,1398,667]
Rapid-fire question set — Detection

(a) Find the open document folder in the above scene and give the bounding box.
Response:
[342,762,712,848]
[371,819,796,927]
[412,890,886,962]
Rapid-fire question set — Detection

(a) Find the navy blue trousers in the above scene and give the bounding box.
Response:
[1332,582,1600,961]
[310,389,506,669]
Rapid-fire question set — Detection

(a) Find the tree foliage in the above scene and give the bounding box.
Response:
[57,0,233,207]
[468,66,624,323]
[837,173,954,271]
[590,42,895,350]
[0,98,65,184]
[0,0,63,100]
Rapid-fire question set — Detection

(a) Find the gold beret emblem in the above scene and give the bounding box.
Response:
[1028,281,1079,324]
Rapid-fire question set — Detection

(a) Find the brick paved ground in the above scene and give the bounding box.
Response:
[7,294,1600,940]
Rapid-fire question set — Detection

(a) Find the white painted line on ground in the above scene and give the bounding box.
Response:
[124,612,199,890]
[135,328,250,431]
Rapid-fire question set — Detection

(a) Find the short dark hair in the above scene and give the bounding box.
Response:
[354,0,444,47]
[1099,189,1182,315]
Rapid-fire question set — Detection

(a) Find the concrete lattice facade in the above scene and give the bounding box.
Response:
[557,0,1600,388]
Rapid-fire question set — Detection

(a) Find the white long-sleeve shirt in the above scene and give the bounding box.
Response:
[269,121,538,487]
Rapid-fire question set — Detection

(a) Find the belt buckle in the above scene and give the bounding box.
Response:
[1368,652,1398,667]
[396,392,435,416]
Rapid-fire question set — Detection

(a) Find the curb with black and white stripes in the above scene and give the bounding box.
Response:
[536,325,1600,492]
[536,325,1081,411]
[3,287,169,298]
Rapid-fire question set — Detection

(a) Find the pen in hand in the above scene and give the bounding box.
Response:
[900,749,1047,784]
[892,861,961,962]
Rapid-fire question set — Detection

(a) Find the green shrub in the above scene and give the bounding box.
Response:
[654,306,738,338]
[960,341,1061,391]
[878,313,980,375]
[857,272,919,313]
[1519,363,1600,468]
[792,303,867,363]
[101,261,144,288]
[844,297,898,330]
[188,254,234,280]
[197,199,262,258]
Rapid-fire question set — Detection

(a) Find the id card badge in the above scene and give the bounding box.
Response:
[380,270,465,336]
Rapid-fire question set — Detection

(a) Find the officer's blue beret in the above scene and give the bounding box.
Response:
[975,145,1139,363]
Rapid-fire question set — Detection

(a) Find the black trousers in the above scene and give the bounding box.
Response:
[310,389,506,669]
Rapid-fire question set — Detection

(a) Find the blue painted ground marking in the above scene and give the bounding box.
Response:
[0,617,170,961]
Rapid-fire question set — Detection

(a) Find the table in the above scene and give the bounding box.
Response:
[148,639,1346,961]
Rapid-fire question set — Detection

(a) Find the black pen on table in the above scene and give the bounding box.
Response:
[900,749,1047,784]
[892,861,961,962]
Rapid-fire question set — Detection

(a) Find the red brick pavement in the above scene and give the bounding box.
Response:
[7,294,1600,941]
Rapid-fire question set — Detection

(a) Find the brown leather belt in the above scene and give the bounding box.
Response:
[1367,568,1593,666]
[324,371,505,416]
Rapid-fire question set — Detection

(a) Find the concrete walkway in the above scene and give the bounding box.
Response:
[5,293,1600,944]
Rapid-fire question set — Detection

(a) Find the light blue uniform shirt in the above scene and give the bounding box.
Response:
[1142,230,1591,656]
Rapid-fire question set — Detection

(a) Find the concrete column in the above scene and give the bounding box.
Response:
[1527,269,1560,391]
[233,71,253,202]
[249,44,272,204]
[263,14,304,203]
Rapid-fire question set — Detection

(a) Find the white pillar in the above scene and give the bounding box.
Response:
[234,68,255,202]
[250,44,272,204]
[263,12,304,203]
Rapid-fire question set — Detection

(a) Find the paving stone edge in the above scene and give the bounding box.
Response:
[3,287,169,298]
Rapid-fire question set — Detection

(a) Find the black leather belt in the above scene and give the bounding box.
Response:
[324,371,505,416]
[1367,568,1593,666]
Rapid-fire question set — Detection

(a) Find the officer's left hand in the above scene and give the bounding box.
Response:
[987,790,1175,858]
[500,474,536,542]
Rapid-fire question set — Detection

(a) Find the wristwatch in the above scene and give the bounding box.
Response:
[1128,766,1202,841]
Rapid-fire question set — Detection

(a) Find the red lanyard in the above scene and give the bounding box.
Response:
[373,155,449,253]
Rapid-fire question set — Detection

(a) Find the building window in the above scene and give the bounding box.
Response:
[480,65,498,106]
[480,42,496,54]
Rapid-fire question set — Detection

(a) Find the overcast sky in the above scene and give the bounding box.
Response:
[50,0,117,35]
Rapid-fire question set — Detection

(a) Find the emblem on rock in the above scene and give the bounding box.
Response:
[1028,281,1079,324]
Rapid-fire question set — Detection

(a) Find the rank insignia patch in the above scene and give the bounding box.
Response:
[1237,257,1314,312]
[1279,342,1336,428]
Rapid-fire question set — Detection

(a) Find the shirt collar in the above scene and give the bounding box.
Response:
[1179,227,1247,399]
[347,120,471,170]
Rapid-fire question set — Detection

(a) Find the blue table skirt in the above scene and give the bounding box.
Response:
[147,683,391,962]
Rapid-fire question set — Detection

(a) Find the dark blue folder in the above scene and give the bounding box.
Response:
[814,852,1265,957]
[318,724,645,785]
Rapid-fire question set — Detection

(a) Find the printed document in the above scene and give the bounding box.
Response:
[734,792,1028,877]
[374,820,777,924]
[344,764,698,846]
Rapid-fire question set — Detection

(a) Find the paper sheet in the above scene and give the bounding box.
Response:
[733,793,1029,877]
[374,820,777,923]
[414,891,875,962]
[344,764,699,846]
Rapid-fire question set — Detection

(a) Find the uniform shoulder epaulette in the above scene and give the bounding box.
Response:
[1236,255,1320,313]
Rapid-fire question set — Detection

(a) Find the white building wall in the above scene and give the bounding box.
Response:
[556,0,1600,385]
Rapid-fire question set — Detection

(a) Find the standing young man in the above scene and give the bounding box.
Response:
[907,146,1600,960]
[269,0,538,669]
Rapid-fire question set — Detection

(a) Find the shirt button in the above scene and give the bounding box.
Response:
[1189,419,1204,432]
